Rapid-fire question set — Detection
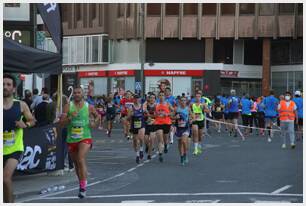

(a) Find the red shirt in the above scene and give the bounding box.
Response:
[120,98,135,115]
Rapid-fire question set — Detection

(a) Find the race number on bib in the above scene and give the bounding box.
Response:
[195,113,202,121]
[3,131,15,146]
[178,120,187,128]
[134,120,142,129]
[71,127,84,139]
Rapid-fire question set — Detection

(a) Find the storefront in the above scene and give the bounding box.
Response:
[78,71,107,96]
[144,70,204,96]
[109,70,135,94]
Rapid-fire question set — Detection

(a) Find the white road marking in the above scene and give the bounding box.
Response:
[38,192,303,200]
[228,145,240,148]
[203,144,221,149]
[216,180,238,183]
[253,200,291,203]
[271,185,292,194]
[127,168,136,172]
[186,199,221,203]
[121,200,155,203]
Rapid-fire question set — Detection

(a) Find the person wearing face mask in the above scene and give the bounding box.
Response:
[278,91,298,149]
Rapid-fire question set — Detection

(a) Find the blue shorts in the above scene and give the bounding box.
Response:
[175,127,190,138]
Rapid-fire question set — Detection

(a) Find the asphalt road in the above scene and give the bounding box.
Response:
[22,124,303,203]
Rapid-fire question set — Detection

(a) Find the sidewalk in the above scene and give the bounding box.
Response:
[13,169,78,201]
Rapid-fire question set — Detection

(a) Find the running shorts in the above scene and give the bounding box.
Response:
[68,138,93,153]
[145,125,156,135]
[3,151,23,167]
[154,124,171,134]
[192,120,204,129]
[228,112,239,120]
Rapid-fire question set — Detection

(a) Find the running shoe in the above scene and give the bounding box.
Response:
[159,154,163,162]
[145,145,148,153]
[147,155,151,160]
[180,156,185,166]
[136,156,140,164]
[290,144,296,149]
[282,144,286,149]
[184,155,189,164]
[268,137,272,142]
[164,144,168,153]
[107,130,111,137]
[78,188,86,199]
[218,129,221,133]
[140,151,144,160]
[198,147,202,154]
[193,148,199,155]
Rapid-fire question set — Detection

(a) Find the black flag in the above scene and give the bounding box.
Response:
[37,3,62,53]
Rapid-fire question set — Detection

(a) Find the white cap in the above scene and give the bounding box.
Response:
[295,90,301,96]
[230,89,236,95]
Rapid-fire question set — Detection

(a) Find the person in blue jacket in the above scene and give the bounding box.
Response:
[227,89,240,137]
[241,94,252,136]
[292,90,303,140]
[262,90,279,142]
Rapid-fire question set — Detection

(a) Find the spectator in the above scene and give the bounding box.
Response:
[33,93,50,126]
[22,89,32,111]
[31,87,52,110]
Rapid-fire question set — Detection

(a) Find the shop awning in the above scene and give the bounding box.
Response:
[3,37,62,74]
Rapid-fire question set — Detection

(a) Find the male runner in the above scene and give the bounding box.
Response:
[190,92,210,155]
[227,89,240,137]
[3,74,35,203]
[154,91,173,162]
[60,86,100,198]
[120,90,135,140]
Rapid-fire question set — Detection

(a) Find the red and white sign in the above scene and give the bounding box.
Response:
[78,71,106,78]
[108,70,135,77]
[144,70,203,77]
[220,70,239,78]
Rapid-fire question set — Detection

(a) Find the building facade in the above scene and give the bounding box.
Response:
[43,3,303,97]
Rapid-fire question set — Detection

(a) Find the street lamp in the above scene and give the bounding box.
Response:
[140,3,145,98]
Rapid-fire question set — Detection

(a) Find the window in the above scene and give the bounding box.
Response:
[244,39,263,65]
[298,3,303,15]
[92,36,99,63]
[279,3,294,14]
[76,4,81,21]
[239,3,255,15]
[166,3,179,15]
[272,71,303,96]
[118,4,124,17]
[5,3,20,7]
[202,3,216,15]
[259,3,274,15]
[221,3,235,15]
[290,39,302,64]
[213,39,233,64]
[103,36,109,62]
[147,3,161,15]
[271,40,290,65]
[184,3,197,15]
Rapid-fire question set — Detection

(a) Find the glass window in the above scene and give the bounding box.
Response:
[221,3,235,15]
[166,3,179,15]
[213,39,233,64]
[184,3,197,15]
[70,38,77,64]
[76,37,85,63]
[62,38,68,64]
[259,3,274,15]
[295,71,303,91]
[272,72,287,96]
[244,39,263,65]
[271,40,290,65]
[279,3,294,14]
[290,39,303,64]
[147,3,161,15]
[85,36,91,63]
[298,3,303,15]
[202,3,216,15]
[288,71,294,93]
[92,36,99,63]
[239,3,255,15]
[103,37,109,62]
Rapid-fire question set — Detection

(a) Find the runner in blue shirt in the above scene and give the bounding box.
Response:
[227,89,240,137]
[262,90,279,142]
[292,90,303,140]
[241,94,252,136]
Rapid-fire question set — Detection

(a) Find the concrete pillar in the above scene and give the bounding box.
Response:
[262,38,271,96]
[205,38,214,63]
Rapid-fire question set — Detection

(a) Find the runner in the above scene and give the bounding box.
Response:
[3,74,35,203]
[105,96,116,137]
[190,92,210,155]
[173,96,190,166]
[212,98,224,133]
[256,96,266,136]
[120,90,135,140]
[143,93,157,160]
[292,90,303,140]
[95,96,106,130]
[262,90,279,142]
[154,91,173,162]
[278,91,298,149]
[60,86,100,199]
[250,96,258,135]
[241,94,252,136]
[128,95,145,164]
[227,89,240,137]
[164,88,177,145]
[221,94,230,132]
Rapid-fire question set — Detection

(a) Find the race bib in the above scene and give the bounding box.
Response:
[3,130,15,146]
[71,127,83,139]
[216,107,221,112]
[134,120,142,129]
[195,113,202,121]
